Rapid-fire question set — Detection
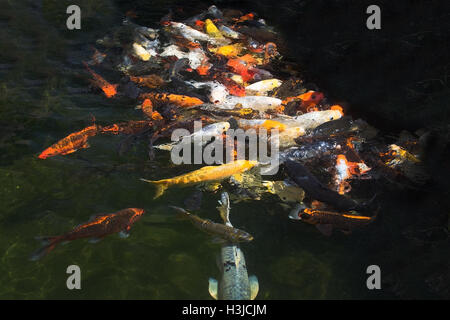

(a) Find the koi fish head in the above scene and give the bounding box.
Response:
[298,209,317,224]
[234,229,254,242]
[38,147,59,159]
[299,91,324,106]
[330,105,344,116]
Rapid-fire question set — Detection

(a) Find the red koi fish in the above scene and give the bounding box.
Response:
[226,58,256,82]
[83,62,118,98]
[38,125,99,159]
[30,208,145,260]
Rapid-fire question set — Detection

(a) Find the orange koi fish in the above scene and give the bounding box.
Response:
[38,125,99,159]
[139,92,204,108]
[226,58,255,82]
[30,208,145,260]
[129,74,165,89]
[291,207,376,236]
[83,62,118,98]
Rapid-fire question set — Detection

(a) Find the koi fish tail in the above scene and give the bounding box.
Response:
[140,179,169,199]
[29,236,60,261]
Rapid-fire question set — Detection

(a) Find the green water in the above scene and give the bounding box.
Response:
[0,0,446,300]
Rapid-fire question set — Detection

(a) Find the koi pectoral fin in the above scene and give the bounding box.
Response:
[118,230,130,238]
[249,275,259,300]
[315,224,333,237]
[208,278,218,300]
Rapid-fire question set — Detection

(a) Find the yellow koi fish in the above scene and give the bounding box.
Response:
[141,160,258,198]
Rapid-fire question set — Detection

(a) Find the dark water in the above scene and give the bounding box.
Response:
[0,0,448,299]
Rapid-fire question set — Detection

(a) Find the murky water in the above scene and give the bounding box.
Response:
[0,0,447,300]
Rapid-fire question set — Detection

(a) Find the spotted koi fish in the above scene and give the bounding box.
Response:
[38,125,99,159]
[30,208,145,260]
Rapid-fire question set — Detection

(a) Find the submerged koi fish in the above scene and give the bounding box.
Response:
[170,205,253,243]
[139,92,204,108]
[208,192,259,300]
[141,160,258,198]
[289,207,376,236]
[83,62,118,98]
[30,208,145,260]
[38,125,99,159]
[129,74,165,89]
[154,121,230,151]
[262,180,305,203]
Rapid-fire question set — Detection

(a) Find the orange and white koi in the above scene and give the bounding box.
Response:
[334,154,371,195]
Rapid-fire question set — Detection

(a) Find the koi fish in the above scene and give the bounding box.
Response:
[30,208,145,260]
[38,125,99,159]
[281,91,324,112]
[334,154,371,195]
[236,119,286,132]
[204,19,225,39]
[279,109,343,131]
[83,62,118,98]
[139,92,204,108]
[218,24,243,39]
[284,160,370,211]
[129,74,165,89]
[186,80,229,104]
[100,120,153,135]
[169,205,253,243]
[289,207,376,236]
[132,43,152,61]
[141,160,258,198]
[170,22,229,45]
[269,126,306,149]
[245,79,282,95]
[154,121,230,151]
[279,139,341,163]
[208,192,259,300]
[226,58,256,82]
[208,44,244,58]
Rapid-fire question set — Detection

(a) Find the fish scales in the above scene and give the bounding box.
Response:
[219,245,251,300]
